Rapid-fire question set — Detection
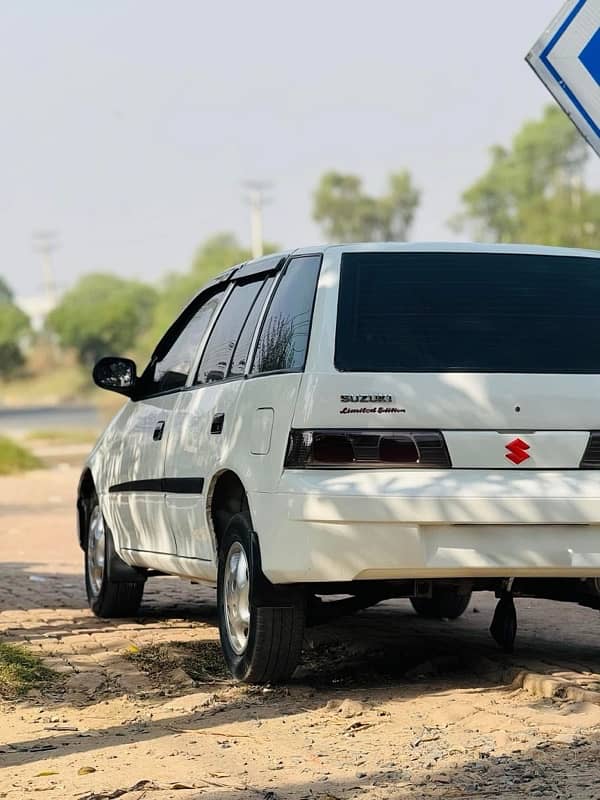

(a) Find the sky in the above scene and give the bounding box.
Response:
[0,0,581,298]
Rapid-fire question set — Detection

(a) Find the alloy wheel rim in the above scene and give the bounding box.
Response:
[223,542,250,655]
[87,506,106,596]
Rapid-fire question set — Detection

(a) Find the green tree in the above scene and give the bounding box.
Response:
[47,273,157,366]
[453,105,600,246]
[0,276,14,305]
[313,170,420,242]
[0,277,31,378]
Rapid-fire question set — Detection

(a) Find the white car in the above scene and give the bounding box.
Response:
[80,242,600,683]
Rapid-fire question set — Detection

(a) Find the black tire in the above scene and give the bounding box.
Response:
[411,589,472,620]
[85,499,145,618]
[217,512,305,684]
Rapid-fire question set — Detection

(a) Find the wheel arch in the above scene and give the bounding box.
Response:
[77,467,97,550]
[207,469,252,556]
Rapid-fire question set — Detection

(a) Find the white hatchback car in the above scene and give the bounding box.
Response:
[81,243,600,683]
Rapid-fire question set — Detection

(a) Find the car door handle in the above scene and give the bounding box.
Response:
[211,413,225,435]
[153,420,166,441]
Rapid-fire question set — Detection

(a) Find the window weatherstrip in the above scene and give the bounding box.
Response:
[225,277,270,379]
[245,262,288,376]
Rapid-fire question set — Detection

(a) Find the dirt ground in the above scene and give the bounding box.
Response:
[3,466,600,799]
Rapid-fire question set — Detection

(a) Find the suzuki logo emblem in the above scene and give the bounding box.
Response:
[505,437,530,465]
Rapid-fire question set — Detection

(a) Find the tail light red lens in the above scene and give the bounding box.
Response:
[312,433,355,464]
[284,430,451,469]
[379,436,419,463]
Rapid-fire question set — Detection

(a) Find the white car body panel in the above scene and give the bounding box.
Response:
[85,242,600,585]
[249,469,600,581]
[98,396,178,555]
[295,371,600,432]
[119,373,304,582]
[163,380,244,561]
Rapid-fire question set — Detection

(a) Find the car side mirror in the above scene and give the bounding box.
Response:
[93,357,138,397]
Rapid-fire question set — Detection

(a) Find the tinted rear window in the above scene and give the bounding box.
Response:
[335,252,600,373]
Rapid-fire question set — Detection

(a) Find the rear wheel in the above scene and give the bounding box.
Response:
[411,588,472,620]
[85,502,145,618]
[217,512,305,684]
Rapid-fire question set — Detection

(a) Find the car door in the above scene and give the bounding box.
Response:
[106,285,226,557]
[164,272,275,563]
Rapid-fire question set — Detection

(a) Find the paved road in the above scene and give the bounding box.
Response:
[0,404,100,432]
[3,465,600,799]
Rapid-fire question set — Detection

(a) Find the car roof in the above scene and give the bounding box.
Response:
[212,242,600,287]
[188,240,600,309]
[292,241,600,259]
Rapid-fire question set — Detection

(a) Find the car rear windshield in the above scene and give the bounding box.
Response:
[335,251,600,373]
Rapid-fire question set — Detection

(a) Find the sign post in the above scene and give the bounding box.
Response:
[528,0,600,156]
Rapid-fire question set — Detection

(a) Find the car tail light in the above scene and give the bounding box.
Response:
[284,430,451,469]
[580,432,600,468]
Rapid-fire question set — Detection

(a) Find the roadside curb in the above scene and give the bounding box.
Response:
[509,669,600,705]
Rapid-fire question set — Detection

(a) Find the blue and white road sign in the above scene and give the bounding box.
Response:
[528,0,600,156]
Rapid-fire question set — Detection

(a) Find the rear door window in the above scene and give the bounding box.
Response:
[195,278,265,384]
[335,251,600,373]
[228,276,274,377]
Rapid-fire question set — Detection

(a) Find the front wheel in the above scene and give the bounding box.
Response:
[411,589,472,620]
[217,513,305,684]
[85,502,145,618]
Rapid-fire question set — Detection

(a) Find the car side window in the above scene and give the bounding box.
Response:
[151,289,225,393]
[195,278,266,385]
[228,276,274,377]
[251,255,322,375]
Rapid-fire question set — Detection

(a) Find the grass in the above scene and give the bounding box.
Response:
[0,642,56,698]
[26,428,98,445]
[0,436,44,475]
[127,641,230,684]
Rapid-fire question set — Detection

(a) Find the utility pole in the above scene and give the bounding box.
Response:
[32,230,60,306]
[243,181,272,259]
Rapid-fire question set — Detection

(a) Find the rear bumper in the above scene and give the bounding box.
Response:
[249,470,600,583]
